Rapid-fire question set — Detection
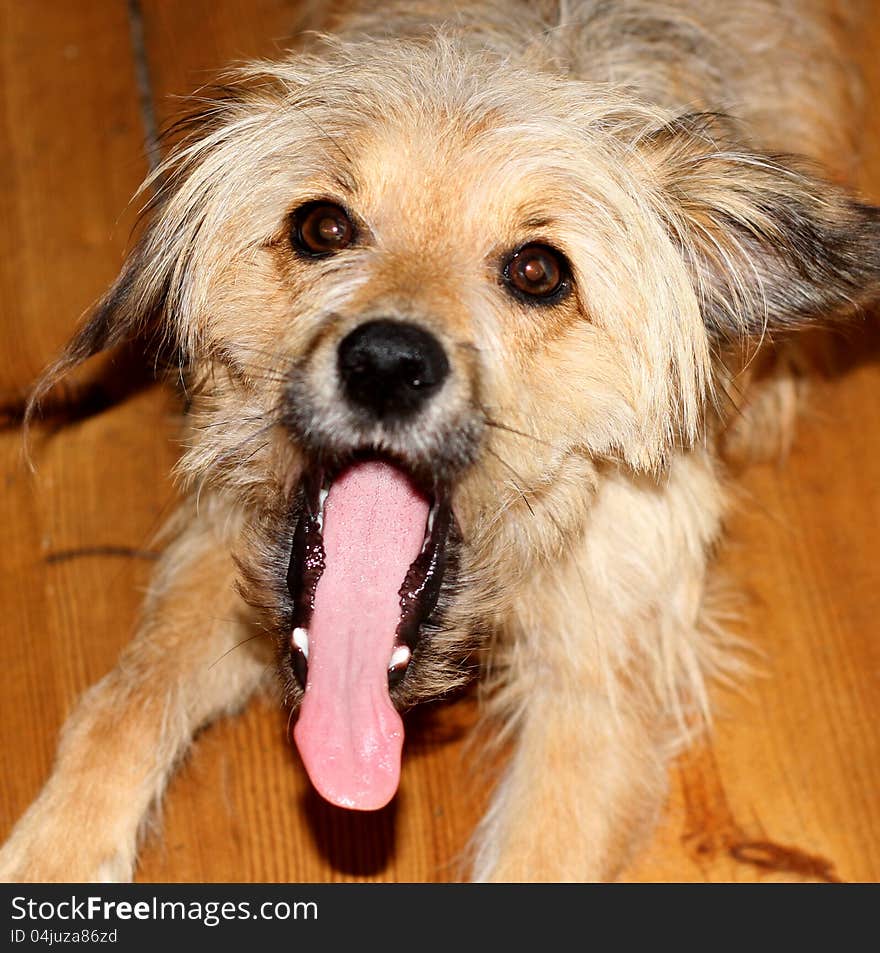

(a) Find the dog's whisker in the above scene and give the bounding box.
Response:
[208,631,272,670]
[481,415,555,449]
[712,374,750,423]
[194,419,278,474]
[237,439,272,466]
[210,436,273,472]
[192,413,269,432]
[483,447,536,517]
[300,110,355,167]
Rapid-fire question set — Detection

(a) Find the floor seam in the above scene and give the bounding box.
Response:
[126,0,162,176]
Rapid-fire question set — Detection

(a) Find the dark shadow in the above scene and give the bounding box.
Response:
[806,309,880,378]
[300,787,399,878]
[752,309,880,383]
[0,337,178,436]
[404,687,480,754]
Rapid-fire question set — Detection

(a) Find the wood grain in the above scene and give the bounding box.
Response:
[0,0,179,866]
[0,1,877,883]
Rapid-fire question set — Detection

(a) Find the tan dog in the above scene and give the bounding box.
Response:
[1,0,877,882]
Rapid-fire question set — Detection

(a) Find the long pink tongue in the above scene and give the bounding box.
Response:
[293,460,430,810]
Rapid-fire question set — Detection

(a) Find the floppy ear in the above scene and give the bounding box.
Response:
[645,114,880,340]
[25,224,174,425]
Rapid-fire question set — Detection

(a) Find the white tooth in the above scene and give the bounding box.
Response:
[293,626,309,659]
[420,504,438,554]
[316,488,329,531]
[388,644,411,671]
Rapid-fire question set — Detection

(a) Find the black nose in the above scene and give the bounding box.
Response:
[337,319,450,419]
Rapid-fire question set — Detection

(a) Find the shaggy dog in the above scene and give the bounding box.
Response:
[1,0,877,881]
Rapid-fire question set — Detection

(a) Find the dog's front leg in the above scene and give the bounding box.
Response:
[0,504,269,883]
[470,457,721,882]
[470,678,669,883]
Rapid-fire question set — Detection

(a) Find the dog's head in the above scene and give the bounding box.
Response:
[34,36,880,809]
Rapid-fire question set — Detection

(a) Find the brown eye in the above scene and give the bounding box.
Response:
[292,202,354,256]
[504,243,568,301]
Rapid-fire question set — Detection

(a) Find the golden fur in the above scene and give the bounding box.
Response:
[2,0,878,882]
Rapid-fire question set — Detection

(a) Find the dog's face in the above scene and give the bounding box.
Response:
[41,38,880,809]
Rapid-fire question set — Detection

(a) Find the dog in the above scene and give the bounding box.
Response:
[1,0,878,882]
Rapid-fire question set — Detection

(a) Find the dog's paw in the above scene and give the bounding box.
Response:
[0,806,135,883]
[0,837,135,884]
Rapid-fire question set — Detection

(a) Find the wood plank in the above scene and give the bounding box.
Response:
[0,0,147,393]
[0,0,179,858]
[139,0,308,115]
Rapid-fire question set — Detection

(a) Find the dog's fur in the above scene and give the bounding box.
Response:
[2,0,878,882]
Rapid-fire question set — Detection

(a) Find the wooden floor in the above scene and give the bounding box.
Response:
[1,0,878,883]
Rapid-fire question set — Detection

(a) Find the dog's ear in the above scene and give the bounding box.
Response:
[25,222,174,426]
[643,114,880,340]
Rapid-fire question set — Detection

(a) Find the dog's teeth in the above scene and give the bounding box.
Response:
[316,488,329,531]
[292,626,309,659]
[388,644,411,671]
[419,503,438,554]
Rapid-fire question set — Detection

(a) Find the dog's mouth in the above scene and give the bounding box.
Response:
[285,454,455,810]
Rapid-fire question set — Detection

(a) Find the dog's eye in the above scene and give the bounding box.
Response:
[291,202,354,256]
[504,244,568,301]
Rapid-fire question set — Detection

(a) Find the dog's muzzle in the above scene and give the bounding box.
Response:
[282,314,481,484]
[279,316,477,812]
